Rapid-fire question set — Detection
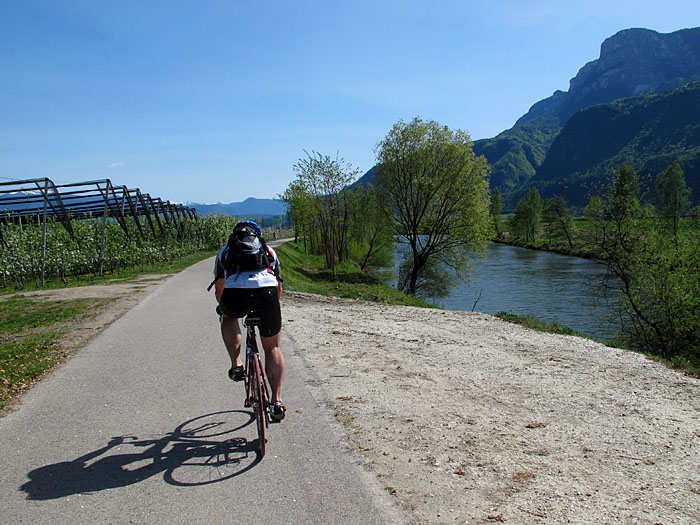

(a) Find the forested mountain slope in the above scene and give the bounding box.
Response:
[526,80,700,209]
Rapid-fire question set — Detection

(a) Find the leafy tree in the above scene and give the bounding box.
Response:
[599,164,641,263]
[610,164,640,223]
[611,219,700,363]
[584,195,603,221]
[278,179,315,253]
[291,150,360,277]
[543,195,574,249]
[396,249,451,298]
[490,187,503,236]
[375,117,491,297]
[655,161,691,238]
[348,184,394,271]
[583,195,604,245]
[508,187,542,243]
[586,163,700,364]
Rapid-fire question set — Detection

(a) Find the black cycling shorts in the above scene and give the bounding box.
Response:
[219,287,281,337]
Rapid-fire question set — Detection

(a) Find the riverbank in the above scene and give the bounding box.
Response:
[282,291,700,524]
[492,236,599,260]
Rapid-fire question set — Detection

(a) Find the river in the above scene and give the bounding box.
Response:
[394,242,620,341]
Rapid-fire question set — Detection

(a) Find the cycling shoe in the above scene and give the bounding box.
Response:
[228,366,245,382]
[269,401,286,422]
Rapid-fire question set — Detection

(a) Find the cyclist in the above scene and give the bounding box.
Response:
[212,220,286,422]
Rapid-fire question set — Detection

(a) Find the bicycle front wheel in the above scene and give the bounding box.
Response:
[252,356,266,457]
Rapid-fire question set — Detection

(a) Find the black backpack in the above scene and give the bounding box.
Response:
[224,224,273,275]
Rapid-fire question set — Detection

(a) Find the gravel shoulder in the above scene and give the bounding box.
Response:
[281,291,700,524]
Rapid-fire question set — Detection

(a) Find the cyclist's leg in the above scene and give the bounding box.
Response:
[260,331,285,403]
[255,287,285,404]
[220,314,243,369]
[219,289,247,375]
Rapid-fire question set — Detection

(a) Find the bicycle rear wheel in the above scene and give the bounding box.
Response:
[251,356,266,457]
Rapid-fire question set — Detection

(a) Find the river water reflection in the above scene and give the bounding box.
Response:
[399,243,620,341]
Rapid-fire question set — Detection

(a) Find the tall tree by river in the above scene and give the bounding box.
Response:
[375,117,492,297]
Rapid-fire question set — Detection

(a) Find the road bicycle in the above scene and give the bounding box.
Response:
[242,312,272,457]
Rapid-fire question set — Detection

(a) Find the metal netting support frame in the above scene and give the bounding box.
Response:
[0,215,7,249]
[40,179,48,287]
[99,198,109,276]
[0,177,198,287]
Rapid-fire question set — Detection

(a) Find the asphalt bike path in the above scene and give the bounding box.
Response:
[0,256,412,524]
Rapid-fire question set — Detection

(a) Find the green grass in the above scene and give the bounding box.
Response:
[276,241,435,308]
[0,295,115,412]
[646,354,700,378]
[494,311,593,339]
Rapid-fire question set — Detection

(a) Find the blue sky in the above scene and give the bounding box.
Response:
[2,1,698,204]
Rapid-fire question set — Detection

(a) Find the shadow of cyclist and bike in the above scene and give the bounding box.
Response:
[21,410,261,500]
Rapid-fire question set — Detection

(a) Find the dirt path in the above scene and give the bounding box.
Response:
[281,292,700,524]
[6,278,699,523]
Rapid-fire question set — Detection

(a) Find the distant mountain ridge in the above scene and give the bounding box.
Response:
[189,197,285,217]
[474,26,700,209]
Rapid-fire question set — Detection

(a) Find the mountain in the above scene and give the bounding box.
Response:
[475,26,700,209]
[351,165,378,190]
[190,197,286,217]
[472,119,560,195]
[524,80,700,209]
[517,27,700,127]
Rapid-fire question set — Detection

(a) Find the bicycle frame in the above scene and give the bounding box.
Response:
[242,314,271,457]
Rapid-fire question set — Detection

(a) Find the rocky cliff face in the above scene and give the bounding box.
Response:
[516,27,700,126]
